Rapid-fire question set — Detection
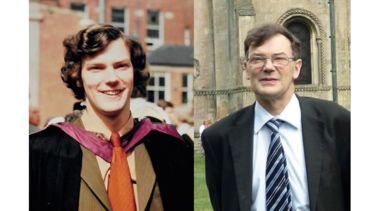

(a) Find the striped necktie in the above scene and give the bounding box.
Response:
[265,119,292,211]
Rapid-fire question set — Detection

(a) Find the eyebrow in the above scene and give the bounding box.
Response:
[86,63,106,69]
[250,52,288,57]
[272,52,288,56]
[113,59,131,65]
[86,59,131,67]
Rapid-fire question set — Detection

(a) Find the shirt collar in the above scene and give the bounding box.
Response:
[254,94,301,133]
[254,102,274,133]
[277,94,301,129]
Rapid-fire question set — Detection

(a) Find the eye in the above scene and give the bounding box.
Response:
[273,56,287,62]
[116,63,131,70]
[250,57,265,64]
[87,65,105,72]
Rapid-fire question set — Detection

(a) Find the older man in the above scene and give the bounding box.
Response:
[202,24,350,211]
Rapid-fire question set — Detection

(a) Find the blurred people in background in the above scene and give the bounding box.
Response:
[176,112,194,140]
[44,116,65,127]
[157,100,194,140]
[199,119,212,137]
[157,100,179,125]
[130,68,171,123]
[29,104,41,134]
[64,101,86,123]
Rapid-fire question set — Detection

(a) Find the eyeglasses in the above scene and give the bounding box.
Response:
[247,55,295,69]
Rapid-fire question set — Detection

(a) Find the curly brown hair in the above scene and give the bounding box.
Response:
[60,24,149,100]
[244,23,301,59]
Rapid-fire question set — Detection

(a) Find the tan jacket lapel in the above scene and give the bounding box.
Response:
[73,118,159,211]
[134,144,157,211]
[80,146,111,210]
[72,118,110,210]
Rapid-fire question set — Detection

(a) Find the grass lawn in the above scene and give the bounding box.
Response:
[194,152,213,211]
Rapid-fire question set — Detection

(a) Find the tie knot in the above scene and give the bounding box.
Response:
[110,132,121,147]
[265,118,283,133]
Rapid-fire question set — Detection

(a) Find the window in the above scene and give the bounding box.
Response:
[184,27,191,46]
[112,7,127,33]
[181,73,193,104]
[146,10,163,50]
[147,10,160,38]
[286,22,312,84]
[279,9,325,86]
[147,72,170,103]
[70,2,85,12]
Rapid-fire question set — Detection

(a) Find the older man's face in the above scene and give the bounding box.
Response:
[245,34,302,102]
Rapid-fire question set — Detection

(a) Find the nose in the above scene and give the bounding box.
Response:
[105,68,119,86]
[263,58,275,72]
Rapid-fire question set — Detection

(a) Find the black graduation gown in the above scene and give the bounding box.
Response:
[29,125,193,211]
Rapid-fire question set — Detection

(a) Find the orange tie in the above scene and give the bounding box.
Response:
[108,132,136,211]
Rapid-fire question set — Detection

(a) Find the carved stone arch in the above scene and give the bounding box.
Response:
[277,8,328,85]
[277,8,324,38]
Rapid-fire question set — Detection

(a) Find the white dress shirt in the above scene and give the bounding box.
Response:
[251,94,310,211]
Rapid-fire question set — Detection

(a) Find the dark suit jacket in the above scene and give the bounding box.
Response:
[30,121,193,211]
[202,96,350,211]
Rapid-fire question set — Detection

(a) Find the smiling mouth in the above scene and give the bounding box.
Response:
[260,78,277,81]
[259,78,278,85]
[260,78,277,82]
[100,89,124,96]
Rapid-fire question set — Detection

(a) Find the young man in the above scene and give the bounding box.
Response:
[202,24,350,211]
[30,24,193,211]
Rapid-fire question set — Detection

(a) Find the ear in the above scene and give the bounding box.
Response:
[243,65,251,80]
[292,59,302,80]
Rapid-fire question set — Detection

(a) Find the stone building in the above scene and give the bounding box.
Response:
[194,0,350,133]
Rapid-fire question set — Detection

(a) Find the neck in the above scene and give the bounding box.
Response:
[256,91,295,116]
[80,101,134,139]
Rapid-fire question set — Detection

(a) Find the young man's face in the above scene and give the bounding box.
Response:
[81,38,134,116]
[245,34,302,101]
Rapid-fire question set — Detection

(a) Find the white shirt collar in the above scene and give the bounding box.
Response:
[254,94,301,133]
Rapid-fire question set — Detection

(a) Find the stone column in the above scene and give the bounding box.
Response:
[194,0,217,136]
[194,0,256,125]
[210,0,242,119]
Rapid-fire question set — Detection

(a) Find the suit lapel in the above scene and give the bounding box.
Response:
[227,98,326,211]
[80,146,111,209]
[134,143,156,211]
[72,118,110,209]
[73,118,157,210]
[299,97,325,211]
[228,105,254,211]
